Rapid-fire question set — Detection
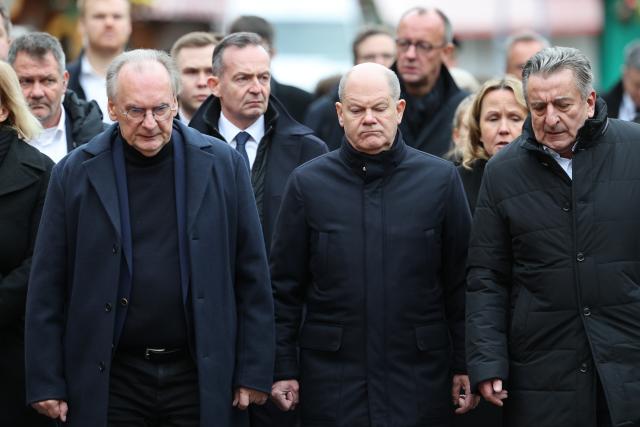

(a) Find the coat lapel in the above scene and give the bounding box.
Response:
[0,142,45,197]
[182,126,215,232]
[83,147,122,240]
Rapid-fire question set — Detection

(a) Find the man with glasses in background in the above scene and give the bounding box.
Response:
[394,7,467,157]
[25,49,275,426]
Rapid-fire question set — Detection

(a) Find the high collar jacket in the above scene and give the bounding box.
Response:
[466,97,640,427]
[271,135,472,426]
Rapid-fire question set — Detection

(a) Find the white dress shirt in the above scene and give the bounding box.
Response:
[79,55,113,124]
[217,113,265,170]
[543,145,573,180]
[618,93,639,122]
[28,106,68,163]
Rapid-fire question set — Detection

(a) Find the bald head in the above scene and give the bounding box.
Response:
[336,63,406,155]
[339,62,401,102]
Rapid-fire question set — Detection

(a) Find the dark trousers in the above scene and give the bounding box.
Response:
[597,378,612,427]
[250,401,299,427]
[107,350,199,426]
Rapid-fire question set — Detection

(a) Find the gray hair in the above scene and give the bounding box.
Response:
[399,7,454,45]
[0,5,12,38]
[106,49,180,100]
[624,40,640,71]
[522,46,593,101]
[338,64,401,102]
[8,32,66,75]
[505,30,550,53]
[212,32,267,76]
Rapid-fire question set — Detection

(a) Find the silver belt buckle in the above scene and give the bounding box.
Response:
[144,348,166,359]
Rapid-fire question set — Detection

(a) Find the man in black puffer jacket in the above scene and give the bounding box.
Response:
[467,46,640,427]
[8,32,106,163]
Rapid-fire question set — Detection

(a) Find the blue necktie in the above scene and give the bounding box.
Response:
[235,131,251,171]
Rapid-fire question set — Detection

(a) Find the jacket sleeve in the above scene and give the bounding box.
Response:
[0,160,52,328]
[25,163,69,404]
[269,171,310,381]
[465,163,512,390]
[441,166,473,373]
[232,155,276,393]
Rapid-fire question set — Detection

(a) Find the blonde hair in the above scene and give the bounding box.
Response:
[461,75,526,169]
[0,61,42,140]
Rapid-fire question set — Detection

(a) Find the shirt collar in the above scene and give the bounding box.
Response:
[218,112,265,144]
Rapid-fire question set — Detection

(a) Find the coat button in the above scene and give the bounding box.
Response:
[112,244,119,255]
[105,303,112,312]
[579,363,588,373]
[562,202,570,212]
[98,361,105,372]
[120,297,129,306]
[576,252,585,262]
[583,307,591,317]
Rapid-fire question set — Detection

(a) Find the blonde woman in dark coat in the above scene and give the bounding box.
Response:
[0,61,54,426]
[457,76,527,213]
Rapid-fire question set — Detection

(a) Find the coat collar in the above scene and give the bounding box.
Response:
[521,96,609,154]
[192,94,315,140]
[80,120,215,236]
[339,131,406,182]
[0,128,50,197]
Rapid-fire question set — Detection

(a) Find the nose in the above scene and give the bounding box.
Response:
[141,109,157,128]
[544,104,560,127]
[248,77,262,93]
[363,108,377,124]
[29,81,44,98]
[196,71,208,87]
[498,118,511,135]
[404,44,417,60]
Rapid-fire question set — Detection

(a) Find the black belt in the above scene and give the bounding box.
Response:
[121,347,187,363]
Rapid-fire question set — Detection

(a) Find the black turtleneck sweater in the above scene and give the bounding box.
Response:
[118,141,187,350]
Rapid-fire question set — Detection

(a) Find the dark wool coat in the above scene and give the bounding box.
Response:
[25,122,274,426]
[466,98,640,427]
[189,94,328,254]
[456,159,487,215]
[396,64,467,158]
[0,131,53,426]
[271,135,471,427]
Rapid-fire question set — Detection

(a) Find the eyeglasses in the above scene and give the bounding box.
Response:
[395,38,447,54]
[119,104,177,123]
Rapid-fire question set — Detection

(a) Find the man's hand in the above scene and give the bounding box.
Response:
[451,374,480,414]
[478,378,508,407]
[271,379,300,411]
[32,399,68,421]
[232,387,268,410]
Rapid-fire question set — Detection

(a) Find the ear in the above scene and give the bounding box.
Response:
[0,105,9,123]
[441,43,455,65]
[107,99,118,122]
[62,70,69,91]
[395,99,406,123]
[586,89,596,118]
[208,75,221,97]
[335,102,344,128]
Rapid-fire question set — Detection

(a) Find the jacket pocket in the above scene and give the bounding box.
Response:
[424,228,441,271]
[299,322,343,352]
[415,322,451,351]
[510,286,532,345]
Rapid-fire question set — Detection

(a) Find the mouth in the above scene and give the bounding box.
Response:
[195,94,208,102]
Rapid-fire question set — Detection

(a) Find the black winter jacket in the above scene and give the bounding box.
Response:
[466,98,640,427]
[62,89,107,151]
[271,135,471,426]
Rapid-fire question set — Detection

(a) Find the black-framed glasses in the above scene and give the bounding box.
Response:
[119,104,177,123]
[395,38,447,54]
